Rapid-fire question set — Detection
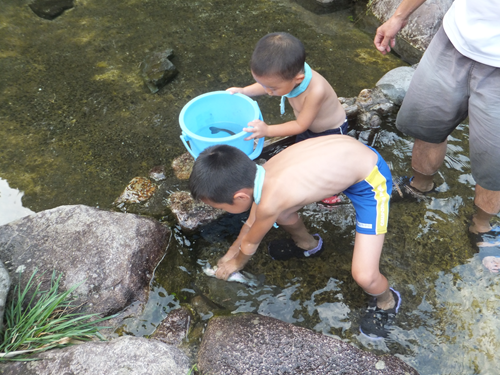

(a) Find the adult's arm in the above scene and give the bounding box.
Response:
[374,0,427,54]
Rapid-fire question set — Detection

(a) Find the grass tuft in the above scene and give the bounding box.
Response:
[0,269,113,361]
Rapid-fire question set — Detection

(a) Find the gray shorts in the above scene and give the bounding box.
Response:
[396,26,500,190]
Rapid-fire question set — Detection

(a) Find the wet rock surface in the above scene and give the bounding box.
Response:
[168,191,225,232]
[150,307,193,346]
[0,205,170,315]
[28,0,74,20]
[198,314,419,375]
[0,336,190,375]
[141,49,179,94]
[0,263,10,333]
[376,65,416,106]
[172,152,194,180]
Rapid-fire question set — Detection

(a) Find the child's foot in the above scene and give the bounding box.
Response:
[321,195,342,205]
[268,234,323,260]
[359,288,401,339]
[391,176,436,202]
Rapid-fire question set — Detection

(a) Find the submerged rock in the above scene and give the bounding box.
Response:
[172,152,194,180]
[198,314,419,375]
[294,0,352,14]
[113,177,157,207]
[150,307,193,346]
[141,49,178,94]
[29,0,74,20]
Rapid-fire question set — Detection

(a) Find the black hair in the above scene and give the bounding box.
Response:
[250,32,306,80]
[189,145,257,204]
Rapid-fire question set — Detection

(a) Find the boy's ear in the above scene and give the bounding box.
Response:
[293,72,305,85]
[233,189,252,202]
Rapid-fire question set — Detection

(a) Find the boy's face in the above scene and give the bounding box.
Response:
[252,71,303,97]
[483,256,500,273]
[202,194,253,214]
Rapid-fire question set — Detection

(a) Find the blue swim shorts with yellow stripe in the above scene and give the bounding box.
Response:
[343,146,392,235]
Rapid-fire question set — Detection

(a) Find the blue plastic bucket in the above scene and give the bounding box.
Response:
[179,91,264,159]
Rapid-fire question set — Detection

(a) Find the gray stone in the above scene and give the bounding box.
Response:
[0,205,169,316]
[376,66,416,106]
[0,262,11,333]
[141,49,179,94]
[0,336,191,375]
[29,0,74,20]
[171,152,194,180]
[355,88,396,130]
[198,314,419,375]
[167,191,225,232]
[150,307,193,346]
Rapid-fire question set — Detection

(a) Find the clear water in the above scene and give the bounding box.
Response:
[2,0,499,374]
[196,122,243,138]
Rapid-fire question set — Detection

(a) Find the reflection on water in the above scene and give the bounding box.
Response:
[2,0,500,373]
[0,178,35,226]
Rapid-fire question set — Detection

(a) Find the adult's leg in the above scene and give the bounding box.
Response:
[277,212,318,250]
[470,186,500,234]
[410,139,448,192]
[351,233,393,309]
[468,60,500,234]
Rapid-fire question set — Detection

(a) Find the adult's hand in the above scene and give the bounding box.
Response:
[373,0,427,54]
[374,17,408,54]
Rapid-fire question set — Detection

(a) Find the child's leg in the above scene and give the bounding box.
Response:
[277,212,318,250]
[351,232,394,310]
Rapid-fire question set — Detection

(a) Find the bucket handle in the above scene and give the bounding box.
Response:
[248,137,264,160]
[179,133,198,159]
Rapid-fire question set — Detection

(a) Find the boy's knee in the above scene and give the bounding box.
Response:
[352,269,378,290]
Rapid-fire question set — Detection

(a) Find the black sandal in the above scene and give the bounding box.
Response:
[392,176,436,202]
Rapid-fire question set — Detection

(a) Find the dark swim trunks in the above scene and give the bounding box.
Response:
[295,118,349,143]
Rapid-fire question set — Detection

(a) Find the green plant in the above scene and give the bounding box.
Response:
[187,364,199,375]
[0,269,113,361]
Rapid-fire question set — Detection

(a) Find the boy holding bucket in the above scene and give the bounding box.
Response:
[227,32,347,143]
[227,32,347,204]
[189,136,401,339]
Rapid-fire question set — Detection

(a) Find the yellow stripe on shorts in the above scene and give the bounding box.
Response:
[365,165,390,234]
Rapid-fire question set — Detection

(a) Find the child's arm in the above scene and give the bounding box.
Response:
[243,88,325,140]
[226,83,267,97]
[216,206,277,279]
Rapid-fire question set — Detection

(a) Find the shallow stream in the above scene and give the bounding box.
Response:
[1,1,499,374]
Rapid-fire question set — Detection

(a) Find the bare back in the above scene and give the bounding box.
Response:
[288,70,346,133]
[259,135,378,218]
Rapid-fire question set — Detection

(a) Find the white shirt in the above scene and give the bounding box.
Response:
[443,0,500,67]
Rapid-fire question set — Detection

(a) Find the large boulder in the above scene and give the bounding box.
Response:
[0,205,170,315]
[0,336,191,375]
[0,262,10,333]
[366,0,453,63]
[376,65,416,106]
[198,314,419,375]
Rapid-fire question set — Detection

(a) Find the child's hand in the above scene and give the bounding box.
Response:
[244,119,268,140]
[215,258,242,280]
[217,244,240,265]
[226,87,244,95]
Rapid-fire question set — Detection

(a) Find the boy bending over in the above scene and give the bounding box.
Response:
[227,32,347,143]
[189,135,401,338]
